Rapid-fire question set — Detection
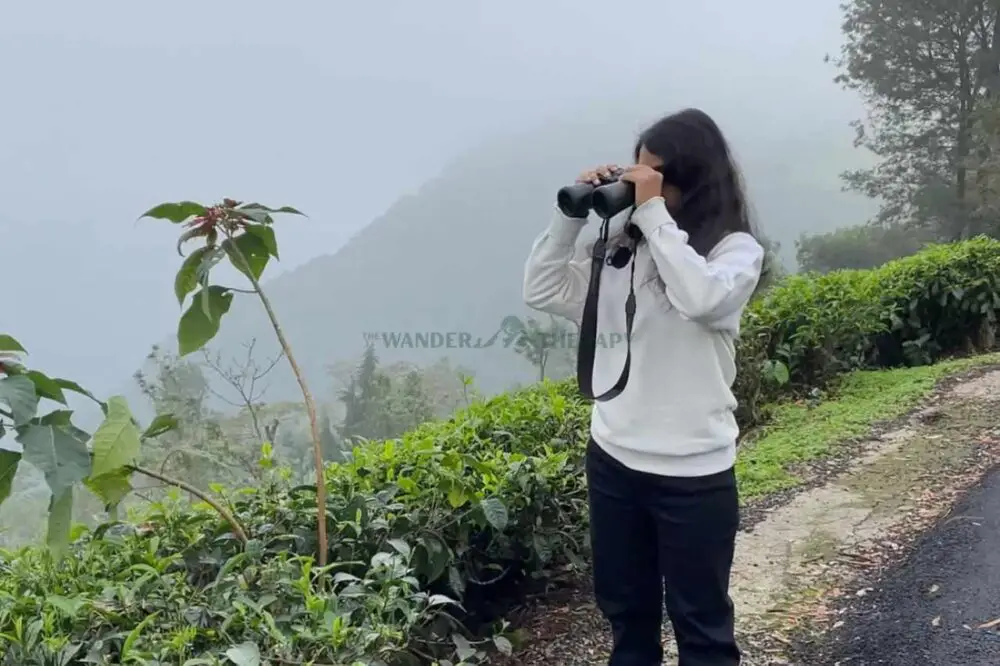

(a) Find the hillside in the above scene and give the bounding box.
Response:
[147,107,880,404]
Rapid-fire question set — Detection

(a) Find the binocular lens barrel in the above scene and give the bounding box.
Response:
[556,179,635,220]
[556,183,595,219]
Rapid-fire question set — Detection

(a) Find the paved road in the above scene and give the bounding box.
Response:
[817,466,1000,665]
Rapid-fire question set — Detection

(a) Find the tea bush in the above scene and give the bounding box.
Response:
[3,237,1000,665]
[737,236,1000,405]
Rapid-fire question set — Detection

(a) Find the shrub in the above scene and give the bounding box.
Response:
[794,223,932,273]
[0,382,592,666]
[738,236,1000,404]
[3,237,1000,665]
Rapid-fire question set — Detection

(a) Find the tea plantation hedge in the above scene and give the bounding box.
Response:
[2,238,1000,666]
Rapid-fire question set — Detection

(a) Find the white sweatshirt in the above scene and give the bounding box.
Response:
[522,196,764,477]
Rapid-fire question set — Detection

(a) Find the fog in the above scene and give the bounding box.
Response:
[1,0,865,401]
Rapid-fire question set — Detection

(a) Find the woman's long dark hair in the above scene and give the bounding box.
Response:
[634,108,764,261]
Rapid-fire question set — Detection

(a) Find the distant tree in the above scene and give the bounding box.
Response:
[201,338,283,450]
[795,224,932,273]
[833,0,1000,238]
[336,345,436,442]
[511,315,575,382]
[329,353,473,434]
[133,346,231,490]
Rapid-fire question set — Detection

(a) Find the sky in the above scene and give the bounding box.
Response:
[1,0,863,400]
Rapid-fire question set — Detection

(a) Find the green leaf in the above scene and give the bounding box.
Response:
[17,423,92,498]
[453,634,477,662]
[225,641,261,666]
[480,496,509,530]
[142,413,179,439]
[222,232,270,281]
[244,224,279,259]
[121,612,159,661]
[0,449,20,506]
[387,538,411,559]
[0,335,25,353]
[85,468,133,509]
[25,370,68,405]
[447,484,468,509]
[493,636,513,657]
[174,245,213,306]
[36,410,92,443]
[0,375,39,425]
[53,378,102,406]
[240,203,305,216]
[177,286,234,356]
[448,565,466,598]
[46,487,74,561]
[47,594,86,618]
[90,396,142,478]
[140,201,208,223]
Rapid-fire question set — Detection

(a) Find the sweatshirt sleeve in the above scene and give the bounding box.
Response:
[522,207,592,325]
[629,197,764,325]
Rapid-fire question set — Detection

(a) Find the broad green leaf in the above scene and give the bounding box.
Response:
[36,410,92,444]
[222,232,270,280]
[0,375,39,425]
[480,496,509,530]
[25,370,68,405]
[85,468,133,509]
[225,641,261,666]
[0,335,25,353]
[46,487,74,561]
[90,396,141,478]
[47,594,86,618]
[0,449,20,506]
[142,413,179,439]
[244,224,279,259]
[772,361,790,385]
[18,423,91,497]
[177,286,234,356]
[53,378,102,406]
[174,245,213,306]
[387,538,411,559]
[140,201,208,223]
[493,636,513,656]
[453,634,476,662]
[240,203,304,216]
[447,484,468,509]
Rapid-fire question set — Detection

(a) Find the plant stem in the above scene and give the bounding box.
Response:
[128,464,249,543]
[225,232,329,567]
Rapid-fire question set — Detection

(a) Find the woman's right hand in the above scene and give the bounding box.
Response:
[577,164,623,186]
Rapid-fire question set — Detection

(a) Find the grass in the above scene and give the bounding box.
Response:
[735,352,1000,501]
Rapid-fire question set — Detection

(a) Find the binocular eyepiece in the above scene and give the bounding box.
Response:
[557,171,635,220]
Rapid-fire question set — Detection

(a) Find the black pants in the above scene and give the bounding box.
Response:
[586,439,740,666]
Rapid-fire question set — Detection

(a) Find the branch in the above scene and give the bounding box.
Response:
[128,463,249,544]
[224,231,329,568]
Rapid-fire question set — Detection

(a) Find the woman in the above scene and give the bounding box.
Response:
[522,108,766,666]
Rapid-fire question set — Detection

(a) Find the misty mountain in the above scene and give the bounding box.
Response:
[137,105,879,407]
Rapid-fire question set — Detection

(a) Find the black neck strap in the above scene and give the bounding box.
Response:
[576,216,638,402]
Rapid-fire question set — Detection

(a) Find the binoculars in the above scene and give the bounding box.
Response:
[557,170,635,220]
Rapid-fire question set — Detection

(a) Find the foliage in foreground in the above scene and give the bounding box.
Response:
[3,235,1000,665]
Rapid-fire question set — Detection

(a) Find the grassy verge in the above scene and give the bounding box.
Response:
[735,352,1000,501]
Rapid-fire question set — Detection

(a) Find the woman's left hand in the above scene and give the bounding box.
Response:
[620,165,664,206]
